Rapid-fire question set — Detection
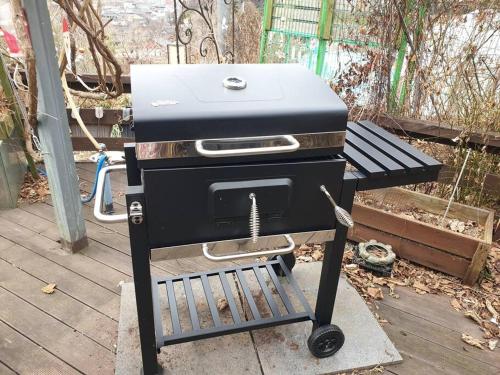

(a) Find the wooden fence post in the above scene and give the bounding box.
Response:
[23,0,88,252]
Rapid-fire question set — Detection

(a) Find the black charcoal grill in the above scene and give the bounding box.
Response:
[93,64,442,375]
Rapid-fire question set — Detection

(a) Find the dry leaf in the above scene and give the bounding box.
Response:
[345,264,358,270]
[413,281,430,293]
[311,249,323,261]
[461,333,485,349]
[449,219,466,233]
[485,300,498,321]
[41,283,56,294]
[481,321,500,336]
[388,279,407,286]
[297,255,313,263]
[465,310,483,325]
[217,298,228,311]
[388,284,399,299]
[367,287,384,300]
[488,339,498,351]
[373,277,387,286]
[450,298,461,311]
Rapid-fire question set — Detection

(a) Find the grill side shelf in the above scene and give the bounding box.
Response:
[344,120,443,191]
[154,258,314,348]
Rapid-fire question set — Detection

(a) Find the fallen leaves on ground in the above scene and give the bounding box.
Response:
[216,298,228,311]
[41,283,56,294]
[488,339,498,351]
[413,281,431,294]
[367,287,384,300]
[451,298,461,311]
[295,242,500,347]
[354,191,485,238]
[462,333,485,349]
[347,365,384,374]
[18,173,50,204]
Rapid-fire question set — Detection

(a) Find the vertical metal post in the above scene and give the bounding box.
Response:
[258,0,274,63]
[173,0,181,64]
[314,175,357,327]
[127,185,161,375]
[315,0,333,76]
[216,0,230,58]
[390,0,414,111]
[23,0,87,252]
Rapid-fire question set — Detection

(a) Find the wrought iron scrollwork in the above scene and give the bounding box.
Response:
[173,0,235,64]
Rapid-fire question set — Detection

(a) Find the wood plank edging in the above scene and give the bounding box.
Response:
[348,224,471,278]
[352,203,480,259]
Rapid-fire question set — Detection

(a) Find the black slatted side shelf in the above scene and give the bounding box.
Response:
[153,257,314,348]
[343,120,443,190]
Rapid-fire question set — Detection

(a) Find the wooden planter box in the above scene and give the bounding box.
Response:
[348,187,494,285]
[0,113,26,209]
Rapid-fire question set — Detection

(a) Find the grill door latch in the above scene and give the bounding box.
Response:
[129,202,144,224]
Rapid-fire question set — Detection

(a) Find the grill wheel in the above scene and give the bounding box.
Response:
[307,324,345,358]
[268,253,296,276]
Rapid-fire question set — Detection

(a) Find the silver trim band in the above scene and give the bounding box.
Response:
[150,229,336,262]
[135,131,345,161]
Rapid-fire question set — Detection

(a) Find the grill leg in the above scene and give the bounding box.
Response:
[127,190,161,375]
[314,176,357,327]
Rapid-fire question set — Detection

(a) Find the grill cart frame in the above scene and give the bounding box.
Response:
[95,120,441,375]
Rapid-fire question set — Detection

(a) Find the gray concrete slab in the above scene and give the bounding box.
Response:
[251,262,402,374]
[116,282,262,375]
[116,262,402,374]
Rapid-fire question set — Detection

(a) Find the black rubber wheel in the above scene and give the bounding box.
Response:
[268,252,296,276]
[307,324,345,358]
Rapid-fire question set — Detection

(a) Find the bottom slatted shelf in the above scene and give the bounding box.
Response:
[151,256,315,349]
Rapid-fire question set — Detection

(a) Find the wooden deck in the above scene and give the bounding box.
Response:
[0,163,498,374]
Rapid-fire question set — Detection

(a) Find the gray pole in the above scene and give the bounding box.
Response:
[216,0,230,58]
[23,0,88,252]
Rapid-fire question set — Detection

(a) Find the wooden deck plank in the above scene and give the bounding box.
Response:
[0,288,115,374]
[0,362,17,375]
[0,244,120,321]
[382,323,499,375]
[20,202,211,277]
[0,258,117,350]
[79,201,129,236]
[16,203,132,256]
[378,286,484,336]
[0,216,128,294]
[0,236,14,251]
[377,302,500,367]
[0,321,80,375]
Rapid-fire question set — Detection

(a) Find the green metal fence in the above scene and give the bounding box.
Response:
[259,0,379,78]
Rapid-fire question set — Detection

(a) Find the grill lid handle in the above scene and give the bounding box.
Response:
[202,234,295,262]
[195,135,300,157]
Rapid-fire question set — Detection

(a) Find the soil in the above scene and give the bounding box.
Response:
[354,190,485,238]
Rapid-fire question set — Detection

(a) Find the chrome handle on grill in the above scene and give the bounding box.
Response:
[320,185,354,228]
[202,234,295,262]
[93,164,128,223]
[195,135,300,157]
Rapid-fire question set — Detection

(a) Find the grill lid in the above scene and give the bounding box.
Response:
[131,64,347,142]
